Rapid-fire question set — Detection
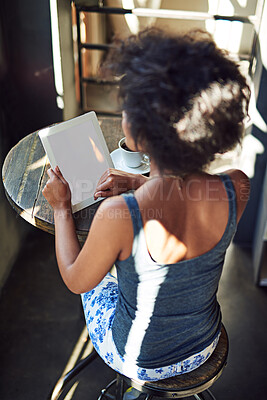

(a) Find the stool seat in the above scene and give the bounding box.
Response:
[111,325,229,399]
[50,325,228,400]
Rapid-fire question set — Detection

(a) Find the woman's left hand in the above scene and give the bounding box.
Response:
[42,166,72,212]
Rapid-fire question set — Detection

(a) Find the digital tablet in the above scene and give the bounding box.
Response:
[38,111,114,213]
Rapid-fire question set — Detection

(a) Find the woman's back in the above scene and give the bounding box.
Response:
[119,170,247,264]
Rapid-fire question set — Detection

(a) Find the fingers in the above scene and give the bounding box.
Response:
[94,180,113,199]
[45,168,69,195]
[44,169,55,193]
[46,166,68,185]
[94,169,115,197]
[96,168,114,186]
[47,168,56,179]
[94,171,119,199]
[95,177,113,192]
[55,166,64,179]
[94,168,132,199]
[54,166,68,184]
[43,167,72,209]
[94,190,114,199]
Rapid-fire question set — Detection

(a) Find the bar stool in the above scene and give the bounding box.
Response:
[98,325,228,400]
[49,325,228,400]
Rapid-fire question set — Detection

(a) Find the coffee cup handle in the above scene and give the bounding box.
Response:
[142,154,150,166]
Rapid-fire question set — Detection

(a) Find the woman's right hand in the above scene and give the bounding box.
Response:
[94,168,148,199]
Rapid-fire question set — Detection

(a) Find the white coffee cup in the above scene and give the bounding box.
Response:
[118,137,148,168]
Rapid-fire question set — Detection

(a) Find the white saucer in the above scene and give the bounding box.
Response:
[110,148,150,174]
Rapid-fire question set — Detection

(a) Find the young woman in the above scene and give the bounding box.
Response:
[43,28,250,382]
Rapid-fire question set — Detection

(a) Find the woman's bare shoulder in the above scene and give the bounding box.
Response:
[94,194,131,223]
[219,169,250,222]
[221,169,250,196]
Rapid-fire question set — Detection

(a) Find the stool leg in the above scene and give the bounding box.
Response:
[48,350,97,400]
[205,390,217,400]
[114,377,153,400]
[115,374,124,400]
[97,378,117,400]
[194,390,217,400]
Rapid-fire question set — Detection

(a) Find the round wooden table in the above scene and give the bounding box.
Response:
[2,116,124,241]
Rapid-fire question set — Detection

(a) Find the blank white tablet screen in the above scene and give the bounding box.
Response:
[48,119,110,206]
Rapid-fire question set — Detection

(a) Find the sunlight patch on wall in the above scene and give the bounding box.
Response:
[123,0,139,33]
[50,0,64,100]
[249,83,267,133]
[237,0,248,7]
[239,134,264,178]
[209,0,243,53]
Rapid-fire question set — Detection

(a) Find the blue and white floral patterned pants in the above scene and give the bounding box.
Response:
[81,273,220,382]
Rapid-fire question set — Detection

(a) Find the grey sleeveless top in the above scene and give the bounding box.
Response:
[112,174,236,368]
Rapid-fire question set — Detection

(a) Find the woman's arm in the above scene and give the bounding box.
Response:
[42,167,81,283]
[67,195,129,293]
[94,168,148,199]
[42,167,128,294]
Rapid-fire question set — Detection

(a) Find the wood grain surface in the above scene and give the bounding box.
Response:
[2,116,123,241]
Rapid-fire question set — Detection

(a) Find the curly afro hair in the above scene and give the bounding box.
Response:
[101,28,250,175]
